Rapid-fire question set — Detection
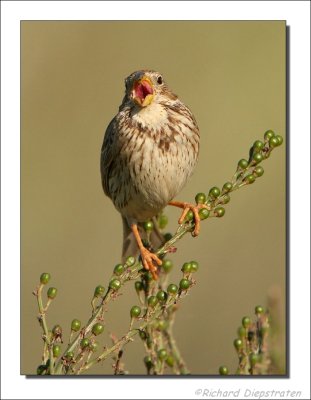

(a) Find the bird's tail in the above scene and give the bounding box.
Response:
[121,216,165,263]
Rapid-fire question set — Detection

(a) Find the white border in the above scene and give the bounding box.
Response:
[1,1,310,399]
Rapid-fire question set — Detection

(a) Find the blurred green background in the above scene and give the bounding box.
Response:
[21,21,286,375]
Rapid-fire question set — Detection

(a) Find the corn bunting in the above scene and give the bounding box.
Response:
[101,70,206,278]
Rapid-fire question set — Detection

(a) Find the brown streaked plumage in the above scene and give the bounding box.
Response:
[101,70,205,278]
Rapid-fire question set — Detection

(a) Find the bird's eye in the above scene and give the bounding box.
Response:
[157,76,163,85]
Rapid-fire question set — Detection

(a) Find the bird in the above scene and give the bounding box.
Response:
[101,70,207,279]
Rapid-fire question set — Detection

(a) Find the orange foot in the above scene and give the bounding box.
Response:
[131,223,162,280]
[168,200,210,236]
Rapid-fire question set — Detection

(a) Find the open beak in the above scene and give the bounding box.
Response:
[132,76,154,107]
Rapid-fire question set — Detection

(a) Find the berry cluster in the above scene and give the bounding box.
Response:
[33,130,283,375]
[132,258,199,374]
[219,305,271,375]
[192,130,283,224]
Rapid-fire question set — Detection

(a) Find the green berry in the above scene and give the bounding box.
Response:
[167,284,178,295]
[125,256,136,267]
[139,330,147,340]
[179,278,190,291]
[157,349,168,361]
[143,220,154,232]
[156,319,168,331]
[276,135,283,146]
[162,259,173,273]
[252,153,263,164]
[190,261,199,273]
[40,273,51,285]
[214,207,225,217]
[47,287,57,299]
[209,186,221,198]
[249,352,259,366]
[166,355,175,367]
[264,130,275,140]
[80,338,90,349]
[146,337,152,349]
[156,290,168,303]
[92,322,104,336]
[139,331,147,340]
[135,281,143,292]
[255,305,264,315]
[181,262,192,274]
[143,271,153,281]
[233,338,243,351]
[94,285,105,298]
[221,194,230,204]
[269,136,279,148]
[71,319,81,332]
[219,365,229,375]
[90,342,99,352]
[253,140,264,151]
[164,233,173,242]
[52,344,61,358]
[237,326,246,338]
[109,278,121,291]
[158,214,168,229]
[113,263,124,276]
[65,351,74,360]
[253,166,264,177]
[195,192,207,204]
[199,208,210,220]
[238,159,248,170]
[242,316,251,328]
[37,365,47,375]
[130,305,141,318]
[222,182,233,193]
[148,296,158,308]
[185,210,194,221]
[245,174,255,184]
[144,355,153,368]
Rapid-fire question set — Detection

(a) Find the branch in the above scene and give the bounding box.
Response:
[34,130,283,375]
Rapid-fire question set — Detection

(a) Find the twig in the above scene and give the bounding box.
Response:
[34,284,54,374]
[35,131,284,375]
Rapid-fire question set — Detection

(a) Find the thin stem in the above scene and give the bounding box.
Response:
[77,329,138,374]
[37,285,49,337]
[55,289,113,374]
[157,223,193,257]
[165,311,189,375]
[53,158,262,374]
[78,297,177,374]
[55,261,144,374]
[166,330,189,375]
[36,285,55,374]
[35,132,283,375]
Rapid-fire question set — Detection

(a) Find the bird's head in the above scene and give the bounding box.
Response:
[124,70,169,108]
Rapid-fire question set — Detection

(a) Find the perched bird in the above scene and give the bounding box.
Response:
[101,70,207,279]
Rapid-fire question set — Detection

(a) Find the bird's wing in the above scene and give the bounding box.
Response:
[100,118,117,197]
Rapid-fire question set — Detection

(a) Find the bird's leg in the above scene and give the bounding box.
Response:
[168,200,210,237]
[131,223,162,280]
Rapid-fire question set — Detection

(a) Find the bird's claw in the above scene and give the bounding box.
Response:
[140,248,162,280]
[176,202,210,237]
